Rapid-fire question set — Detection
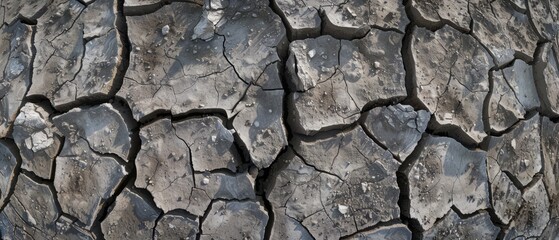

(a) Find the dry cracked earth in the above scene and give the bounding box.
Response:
[0,0,558,239]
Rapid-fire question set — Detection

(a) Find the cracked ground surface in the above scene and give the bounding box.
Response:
[0,0,557,239]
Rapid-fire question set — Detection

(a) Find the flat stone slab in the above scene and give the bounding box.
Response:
[348,224,412,240]
[200,200,268,240]
[527,0,559,40]
[486,115,541,187]
[542,117,559,218]
[423,210,500,239]
[409,0,471,31]
[287,30,406,134]
[0,140,19,207]
[154,212,199,240]
[410,25,492,144]
[13,103,62,179]
[535,39,559,117]
[101,188,162,239]
[30,0,124,109]
[267,126,401,239]
[505,179,550,238]
[0,21,32,137]
[363,104,430,160]
[404,135,490,230]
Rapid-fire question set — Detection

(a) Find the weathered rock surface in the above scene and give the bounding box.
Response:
[404,135,489,230]
[505,179,551,238]
[201,200,268,240]
[527,0,559,40]
[541,218,559,239]
[541,117,559,218]
[30,0,124,109]
[272,0,408,40]
[487,157,522,224]
[0,174,59,239]
[410,26,491,144]
[0,140,19,207]
[409,0,471,31]
[288,30,406,134]
[101,188,161,239]
[0,21,32,137]
[486,115,541,187]
[534,39,559,117]
[488,60,539,132]
[1,0,49,24]
[53,105,130,228]
[471,0,540,66]
[269,207,313,240]
[174,116,240,172]
[423,210,500,239]
[363,104,430,160]
[348,224,412,240]
[154,212,199,240]
[267,126,400,239]
[13,103,61,180]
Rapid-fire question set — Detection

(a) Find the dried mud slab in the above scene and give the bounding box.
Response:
[101,188,161,239]
[154,212,199,240]
[410,26,491,145]
[363,104,430,161]
[288,30,406,134]
[471,0,540,66]
[30,0,124,109]
[505,179,551,238]
[0,21,32,137]
[267,126,400,239]
[486,115,541,187]
[409,0,471,31]
[534,39,559,117]
[269,207,313,240]
[404,135,489,230]
[527,0,559,40]
[488,60,539,132]
[541,117,559,218]
[423,210,500,239]
[0,140,19,207]
[13,103,61,180]
[200,200,268,240]
[1,0,49,24]
[272,0,408,40]
[0,174,60,239]
[487,158,522,224]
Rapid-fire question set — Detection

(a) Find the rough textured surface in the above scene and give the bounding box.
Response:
[404,135,490,230]
[410,26,491,145]
[101,188,161,239]
[13,103,61,180]
[1,0,557,238]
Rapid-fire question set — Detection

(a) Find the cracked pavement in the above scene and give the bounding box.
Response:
[0,0,557,239]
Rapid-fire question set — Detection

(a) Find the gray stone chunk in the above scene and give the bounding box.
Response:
[269,207,313,240]
[52,103,132,161]
[135,118,197,213]
[101,188,162,240]
[534,40,559,117]
[405,135,490,230]
[471,0,540,66]
[409,0,471,31]
[0,140,19,208]
[0,21,32,137]
[506,179,551,238]
[154,212,199,240]
[13,103,61,180]
[487,157,522,224]
[174,116,240,172]
[194,172,255,200]
[1,0,49,24]
[410,26,491,144]
[200,200,268,240]
[541,117,559,218]
[30,0,124,109]
[347,224,412,240]
[363,104,430,160]
[0,174,60,239]
[321,0,409,38]
[270,0,321,40]
[268,127,401,238]
[486,115,541,187]
[423,210,500,239]
[231,68,288,168]
[540,218,559,240]
[527,0,559,40]
[288,30,406,135]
